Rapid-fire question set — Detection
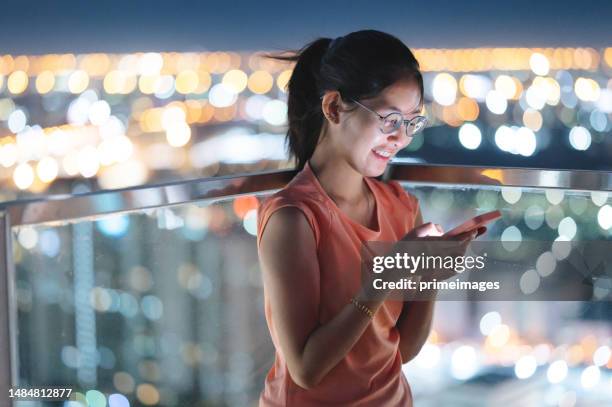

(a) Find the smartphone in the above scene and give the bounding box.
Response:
[443,210,502,237]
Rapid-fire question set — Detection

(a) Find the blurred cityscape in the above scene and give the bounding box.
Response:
[0,47,611,204]
[1,45,611,407]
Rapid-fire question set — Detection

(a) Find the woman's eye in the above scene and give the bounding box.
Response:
[384,117,401,127]
[381,121,397,132]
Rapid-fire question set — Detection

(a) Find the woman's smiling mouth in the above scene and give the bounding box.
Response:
[372,149,394,161]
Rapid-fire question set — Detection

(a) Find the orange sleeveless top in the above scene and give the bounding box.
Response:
[256,161,420,406]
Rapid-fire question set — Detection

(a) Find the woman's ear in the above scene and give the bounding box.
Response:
[321,91,342,124]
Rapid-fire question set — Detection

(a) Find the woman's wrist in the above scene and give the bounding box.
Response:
[355,283,388,312]
[349,297,375,318]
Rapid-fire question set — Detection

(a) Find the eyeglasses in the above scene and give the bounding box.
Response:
[351,100,428,137]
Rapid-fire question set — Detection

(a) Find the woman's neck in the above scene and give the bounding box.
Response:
[308,151,367,206]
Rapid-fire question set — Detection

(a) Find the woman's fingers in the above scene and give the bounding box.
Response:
[453,229,478,242]
[407,222,488,241]
[417,222,440,236]
[405,222,444,239]
[475,226,487,237]
[434,223,444,235]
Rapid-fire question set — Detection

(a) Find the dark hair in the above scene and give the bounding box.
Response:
[267,30,424,171]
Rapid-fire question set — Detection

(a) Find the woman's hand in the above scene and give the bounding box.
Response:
[402,221,444,239]
[360,222,457,297]
[402,225,487,282]
[359,221,487,300]
[402,222,487,240]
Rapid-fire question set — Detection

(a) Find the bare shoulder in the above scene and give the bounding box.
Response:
[258,206,320,299]
[259,206,317,262]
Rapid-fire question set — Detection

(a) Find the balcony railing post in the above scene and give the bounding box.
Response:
[0,211,16,407]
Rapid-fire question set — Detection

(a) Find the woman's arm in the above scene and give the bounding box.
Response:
[258,207,388,389]
[396,299,436,363]
[395,207,437,363]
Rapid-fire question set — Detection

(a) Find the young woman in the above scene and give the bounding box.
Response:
[256,30,481,406]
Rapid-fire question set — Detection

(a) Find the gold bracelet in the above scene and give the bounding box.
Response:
[350,297,374,319]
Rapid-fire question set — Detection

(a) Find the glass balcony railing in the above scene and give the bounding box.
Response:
[1,164,611,407]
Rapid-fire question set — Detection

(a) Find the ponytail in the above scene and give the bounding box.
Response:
[268,38,332,171]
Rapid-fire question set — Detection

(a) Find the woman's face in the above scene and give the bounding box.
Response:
[335,79,423,177]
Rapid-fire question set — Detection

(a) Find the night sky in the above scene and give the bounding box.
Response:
[0,0,611,54]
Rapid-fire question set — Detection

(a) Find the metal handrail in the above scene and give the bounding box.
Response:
[1,163,610,227]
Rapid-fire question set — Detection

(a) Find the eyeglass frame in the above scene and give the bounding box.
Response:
[350,99,428,137]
